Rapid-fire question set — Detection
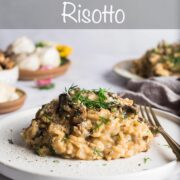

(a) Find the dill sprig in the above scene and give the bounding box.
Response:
[64,84,79,96]
[92,147,103,157]
[64,86,118,110]
[143,157,151,164]
[71,87,114,109]
[93,116,110,131]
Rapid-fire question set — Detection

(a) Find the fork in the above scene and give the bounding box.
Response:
[139,105,180,161]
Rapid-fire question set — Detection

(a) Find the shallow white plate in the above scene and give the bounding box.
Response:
[113,60,144,80]
[0,108,179,180]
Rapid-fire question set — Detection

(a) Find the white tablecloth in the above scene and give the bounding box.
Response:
[0,53,179,180]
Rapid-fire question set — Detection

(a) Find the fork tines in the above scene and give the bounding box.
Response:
[139,105,180,161]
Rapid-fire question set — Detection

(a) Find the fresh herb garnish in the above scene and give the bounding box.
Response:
[62,134,69,142]
[93,122,102,131]
[96,88,107,102]
[171,57,180,65]
[71,88,115,109]
[35,42,45,48]
[93,147,103,157]
[99,116,110,125]
[143,157,151,164]
[93,116,110,131]
[61,57,69,65]
[65,84,78,94]
[39,83,55,90]
[163,144,170,148]
[64,86,120,110]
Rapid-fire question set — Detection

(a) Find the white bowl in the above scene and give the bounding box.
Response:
[0,66,19,84]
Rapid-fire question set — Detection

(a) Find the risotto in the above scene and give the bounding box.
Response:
[22,86,154,160]
[133,41,180,78]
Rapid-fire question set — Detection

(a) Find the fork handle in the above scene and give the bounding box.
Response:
[162,130,180,148]
[158,126,180,148]
[158,129,180,161]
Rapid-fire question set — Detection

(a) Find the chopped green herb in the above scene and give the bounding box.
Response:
[71,87,117,109]
[96,88,107,102]
[151,128,159,135]
[102,163,107,166]
[111,108,116,112]
[39,83,55,90]
[171,57,180,65]
[93,116,110,131]
[93,122,102,131]
[35,42,45,48]
[65,84,78,94]
[163,144,170,148]
[143,157,151,164]
[62,134,69,142]
[93,147,103,157]
[61,57,69,65]
[41,115,52,123]
[99,116,110,124]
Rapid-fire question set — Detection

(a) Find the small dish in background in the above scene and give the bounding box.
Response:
[0,88,26,114]
[6,36,72,81]
[0,65,19,84]
[19,59,71,80]
[0,51,19,84]
[114,41,180,80]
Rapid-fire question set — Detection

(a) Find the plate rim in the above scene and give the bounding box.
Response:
[113,59,144,80]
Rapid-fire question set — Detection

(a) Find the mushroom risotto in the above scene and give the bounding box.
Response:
[22,86,154,160]
[133,41,180,78]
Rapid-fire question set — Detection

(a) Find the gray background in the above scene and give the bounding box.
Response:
[0,0,179,29]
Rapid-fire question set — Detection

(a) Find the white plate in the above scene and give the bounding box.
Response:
[0,108,179,180]
[113,60,144,80]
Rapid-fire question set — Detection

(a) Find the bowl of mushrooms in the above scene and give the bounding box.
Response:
[6,36,72,80]
[0,51,19,84]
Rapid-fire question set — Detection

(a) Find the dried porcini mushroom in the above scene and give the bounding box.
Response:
[58,93,86,125]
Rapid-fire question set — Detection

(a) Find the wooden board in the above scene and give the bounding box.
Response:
[19,61,71,80]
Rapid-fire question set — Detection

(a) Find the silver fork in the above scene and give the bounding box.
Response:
[139,105,180,161]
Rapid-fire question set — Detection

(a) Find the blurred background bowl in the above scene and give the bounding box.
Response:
[0,66,19,84]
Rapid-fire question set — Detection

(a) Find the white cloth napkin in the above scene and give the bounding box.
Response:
[120,77,180,116]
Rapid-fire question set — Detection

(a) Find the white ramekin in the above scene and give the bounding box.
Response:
[0,66,19,84]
